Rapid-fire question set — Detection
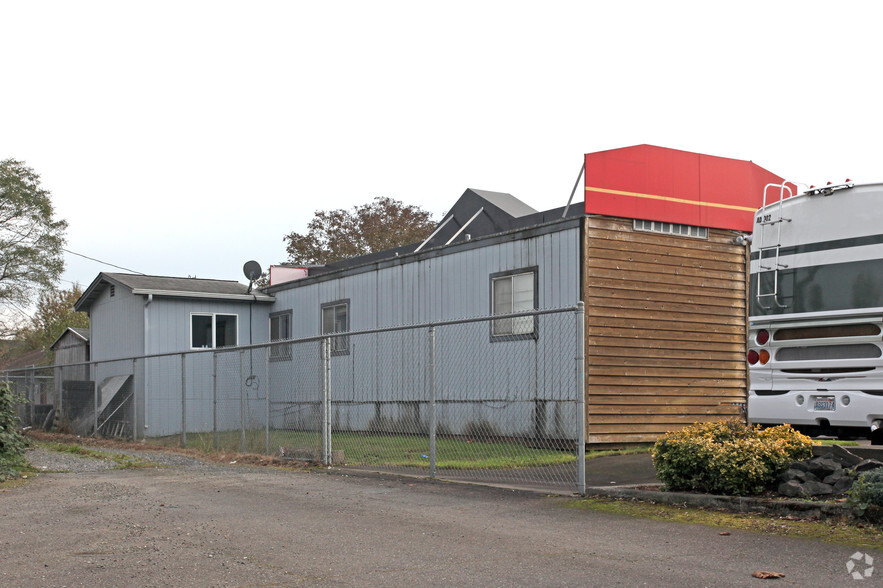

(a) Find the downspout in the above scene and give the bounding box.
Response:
[143,294,153,432]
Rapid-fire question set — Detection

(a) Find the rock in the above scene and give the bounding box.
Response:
[803,470,820,483]
[832,476,854,494]
[806,457,841,479]
[780,469,807,483]
[778,480,805,497]
[802,480,834,496]
[854,459,883,473]
[790,461,809,472]
[811,446,862,467]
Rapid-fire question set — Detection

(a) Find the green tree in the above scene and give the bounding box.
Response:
[0,159,67,336]
[19,286,89,357]
[284,196,437,265]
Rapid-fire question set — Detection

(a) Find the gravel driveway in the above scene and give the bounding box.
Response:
[2,443,877,587]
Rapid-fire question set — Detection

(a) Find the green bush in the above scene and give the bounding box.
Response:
[848,468,883,508]
[651,420,813,496]
[0,382,28,480]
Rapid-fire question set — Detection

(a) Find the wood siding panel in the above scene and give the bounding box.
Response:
[584,216,748,444]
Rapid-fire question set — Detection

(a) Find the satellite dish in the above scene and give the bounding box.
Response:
[243,260,262,282]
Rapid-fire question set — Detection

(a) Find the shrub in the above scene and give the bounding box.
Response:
[849,467,883,508]
[652,420,813,496]
[0,382,29,480]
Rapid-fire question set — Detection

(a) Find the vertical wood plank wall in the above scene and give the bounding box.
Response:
[583,216,748,444]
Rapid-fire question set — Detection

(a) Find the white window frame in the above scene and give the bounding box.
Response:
[321,300,350,355]
[269,310,292,360]
[190,312,239,349]
[491,268,538,339]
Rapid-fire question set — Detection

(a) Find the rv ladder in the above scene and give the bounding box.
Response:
[755,183,793,309]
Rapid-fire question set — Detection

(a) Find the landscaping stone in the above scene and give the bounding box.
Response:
[806,456,841,479]
[777,453,858,498]
[777,480,805,498]
[780,469,806,483]
[832,476,854,494]
[811,444,863,467]
[854,458,883,473]
[803,480,834,496]
[790,461,809,472]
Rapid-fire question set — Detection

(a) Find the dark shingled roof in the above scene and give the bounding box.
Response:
[75,272,274,312]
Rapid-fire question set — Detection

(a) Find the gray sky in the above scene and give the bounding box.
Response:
[2,1,881,292]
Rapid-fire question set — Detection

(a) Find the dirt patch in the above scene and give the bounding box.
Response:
[25,430,313,470]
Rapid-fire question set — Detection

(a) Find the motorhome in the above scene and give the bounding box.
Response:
[747,182,883,444]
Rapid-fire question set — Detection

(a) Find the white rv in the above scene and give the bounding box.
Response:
[747,182,883,444]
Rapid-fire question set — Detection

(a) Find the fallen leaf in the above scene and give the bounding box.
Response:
[752,571,785,579]
[719,532,730,536]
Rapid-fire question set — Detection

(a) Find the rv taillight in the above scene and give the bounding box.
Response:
[759,349,770,365]
[748,350,759,365]
[756,330,770,345]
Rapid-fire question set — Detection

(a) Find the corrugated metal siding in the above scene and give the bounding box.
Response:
[584,216,748,444]
[273,226,581,332]
[267,226,582,436]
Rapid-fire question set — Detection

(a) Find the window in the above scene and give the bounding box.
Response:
[191,313,238,349]
[491,268,537,338]
[633,219,708,239]
[321,300,349,354]
[269,311,292,360]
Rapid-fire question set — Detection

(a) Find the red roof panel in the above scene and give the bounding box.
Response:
[584,145,792,231]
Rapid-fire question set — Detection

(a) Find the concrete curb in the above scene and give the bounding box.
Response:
[585,485,883,523]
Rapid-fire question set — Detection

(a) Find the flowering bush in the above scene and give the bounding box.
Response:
[651,420,813,496]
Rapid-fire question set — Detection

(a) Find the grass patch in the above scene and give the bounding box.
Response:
[36,441,154,470]
[568,497,883,550]
[814,439,860,446]
[151,430,591,469]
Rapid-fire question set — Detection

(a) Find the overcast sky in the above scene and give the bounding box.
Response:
[2,1,881,294]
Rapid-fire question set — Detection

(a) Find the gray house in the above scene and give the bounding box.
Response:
[74,273,274,437]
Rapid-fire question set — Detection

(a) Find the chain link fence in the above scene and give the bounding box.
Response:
[3,305,586,493]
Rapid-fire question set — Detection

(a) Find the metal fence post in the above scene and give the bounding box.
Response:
[576,302,587,495]
[181,353,187,449]
[92,362,98,436]
[322,337,331,466]
[265,346,270,455]
[212,352,218,450]
[131,359,137,442]
[428,325,437,478]
[240,349,247,454]
[29,368,35,426]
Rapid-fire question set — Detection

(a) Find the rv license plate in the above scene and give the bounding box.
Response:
[814,396,835,411]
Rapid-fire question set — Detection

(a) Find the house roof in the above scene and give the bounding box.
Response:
[49,327,90,351]
[75,272,274,312]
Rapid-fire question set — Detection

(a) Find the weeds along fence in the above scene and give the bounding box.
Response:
[3,305,587,493]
